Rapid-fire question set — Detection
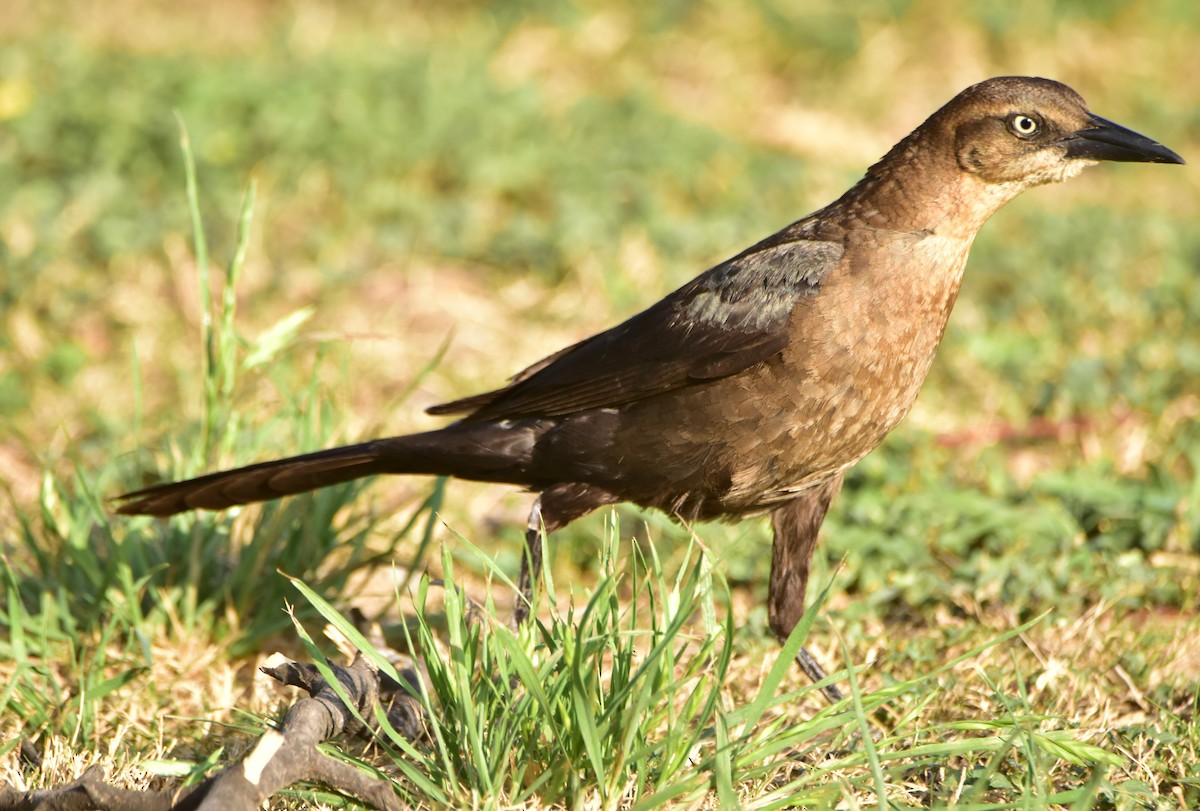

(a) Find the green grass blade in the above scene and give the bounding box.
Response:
[220,179,256,399]
[173,112,216,461]
[731,576,833,737]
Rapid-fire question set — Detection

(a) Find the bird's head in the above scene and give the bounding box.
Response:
[945,76,1183,188]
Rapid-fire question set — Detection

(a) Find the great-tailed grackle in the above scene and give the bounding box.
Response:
[116,77,1182,698]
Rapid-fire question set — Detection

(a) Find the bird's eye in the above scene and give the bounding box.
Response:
[1007,113,1040,138]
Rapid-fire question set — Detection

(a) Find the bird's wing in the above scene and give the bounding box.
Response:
[427,236,843,421]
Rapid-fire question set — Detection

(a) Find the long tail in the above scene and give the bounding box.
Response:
[114,422,540,517]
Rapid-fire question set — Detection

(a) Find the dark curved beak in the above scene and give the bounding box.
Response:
[1063,114,1185,164]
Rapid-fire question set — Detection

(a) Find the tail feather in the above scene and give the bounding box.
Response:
[114,421,543,518]
[114,443,392,517]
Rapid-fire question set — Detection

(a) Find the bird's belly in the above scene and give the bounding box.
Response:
[599,235,969,518]
[724,238,969,508]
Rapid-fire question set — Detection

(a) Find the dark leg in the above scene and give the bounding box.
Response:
[513,496,545,628]
[512,483,619,629]
[768,473,845,703]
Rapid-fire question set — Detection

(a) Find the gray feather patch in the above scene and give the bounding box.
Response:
[683,240,842,331]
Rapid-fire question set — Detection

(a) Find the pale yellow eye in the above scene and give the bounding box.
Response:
[1008,113,1040,138]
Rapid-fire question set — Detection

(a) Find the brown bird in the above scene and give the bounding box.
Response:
[116,77,1182,699]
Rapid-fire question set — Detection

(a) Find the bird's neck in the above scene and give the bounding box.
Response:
[826,135,1027,242]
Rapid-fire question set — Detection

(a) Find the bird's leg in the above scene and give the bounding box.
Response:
[769,474,845,703]
[513,495,545,628]
[511,484,618,630]
[794,647,834,690]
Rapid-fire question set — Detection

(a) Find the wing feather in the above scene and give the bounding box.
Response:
[428,235,843,421]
